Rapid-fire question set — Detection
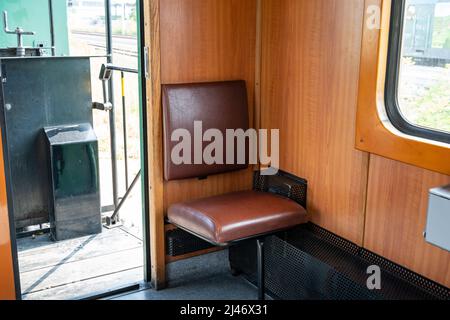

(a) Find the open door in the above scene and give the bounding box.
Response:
[0,0,151,300]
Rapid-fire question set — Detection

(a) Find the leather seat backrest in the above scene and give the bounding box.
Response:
[162,80,249,181]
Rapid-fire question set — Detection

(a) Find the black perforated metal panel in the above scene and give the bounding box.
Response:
[229,224,450,300]
[253,170,307,209]
[166,228,215,257]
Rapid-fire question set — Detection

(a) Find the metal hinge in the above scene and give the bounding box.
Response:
[143,46,150,79]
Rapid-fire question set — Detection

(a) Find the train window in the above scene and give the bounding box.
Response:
[385,0,450,144]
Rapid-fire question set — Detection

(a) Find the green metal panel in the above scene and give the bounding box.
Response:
[52,143,99,198]
[0,0,69,56]
[1,57,94,228]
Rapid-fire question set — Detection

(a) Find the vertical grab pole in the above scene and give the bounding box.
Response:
[121,71,129,189]
[105,0,119,212]
[48,0,56,56]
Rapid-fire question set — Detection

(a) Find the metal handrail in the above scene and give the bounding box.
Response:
[105,64,138,74]
[99,63,140,227]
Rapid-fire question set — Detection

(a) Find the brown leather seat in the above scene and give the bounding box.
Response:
[168,191,308,245]
[163,81,307,299]
[163,81,308,247]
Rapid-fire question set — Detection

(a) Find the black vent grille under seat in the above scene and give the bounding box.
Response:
[253,170,307,209]
[166,170,308,258]
[304,223,450,300]
[166,228,215,257]
[229,224,450,300]
[264,235,381,300]
[166,170,449,300]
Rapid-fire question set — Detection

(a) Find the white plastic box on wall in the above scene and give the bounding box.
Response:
[425,185,450,252]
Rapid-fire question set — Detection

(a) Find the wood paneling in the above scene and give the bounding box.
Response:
[356,0,450,287]
[364,155,450,287]
[144,0,166,289]
[145,0,450,289]
[0,130,17,300]
[146,0,257,287]
[356,0,450,175]
[159,0,257,211]
[164,171,254,209]
[260,0,369,244]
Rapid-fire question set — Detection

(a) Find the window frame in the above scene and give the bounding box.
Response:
[385,0,450,144]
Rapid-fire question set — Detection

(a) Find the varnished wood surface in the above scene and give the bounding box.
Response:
[144,0,166,289]
[159,0,257,211]
[0,130,17,300]
[356,0,450,287]
[143,0,450,289]
[146,0,257,287]
[260,0,369,245]
[364,155,450,287]
[356,0,450,175]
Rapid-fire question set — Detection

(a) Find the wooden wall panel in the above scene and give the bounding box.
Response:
[144,0,167,289]
[159,0,257,211]
[356,0,449,175]
[365,155,450,287]
[149,0,450,288]
[260,0,368,244]
[0,131,17,300]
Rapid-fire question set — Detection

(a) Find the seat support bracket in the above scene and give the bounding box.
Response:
[257,238,265,301]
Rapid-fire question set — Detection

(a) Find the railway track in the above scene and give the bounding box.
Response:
[71,31,138,58]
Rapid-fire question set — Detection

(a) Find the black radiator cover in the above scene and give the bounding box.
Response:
[229,223,450,300]
[166,228,215,257]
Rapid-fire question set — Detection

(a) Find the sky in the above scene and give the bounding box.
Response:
[435,3,450,17]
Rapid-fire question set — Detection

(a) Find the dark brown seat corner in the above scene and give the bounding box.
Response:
[162,80,308,300]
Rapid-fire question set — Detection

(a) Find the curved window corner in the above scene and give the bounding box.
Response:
[385,0,450,145]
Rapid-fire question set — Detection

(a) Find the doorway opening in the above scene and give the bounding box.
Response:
[0,0,147,300]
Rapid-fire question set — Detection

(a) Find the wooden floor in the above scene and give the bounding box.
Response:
[17,227,144,300]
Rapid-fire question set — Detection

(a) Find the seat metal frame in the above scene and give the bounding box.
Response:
[167,171,308,300]
[169,220,299,300]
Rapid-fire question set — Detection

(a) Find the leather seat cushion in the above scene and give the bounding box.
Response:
[168,191,308,245]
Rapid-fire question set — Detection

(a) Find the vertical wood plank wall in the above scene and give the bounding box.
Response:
[159,0,257,211]
[259,0,450,287]
[260,0,369,245]
[149,0,450,288]
[364,156,450,286]
[145,0,166,289]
